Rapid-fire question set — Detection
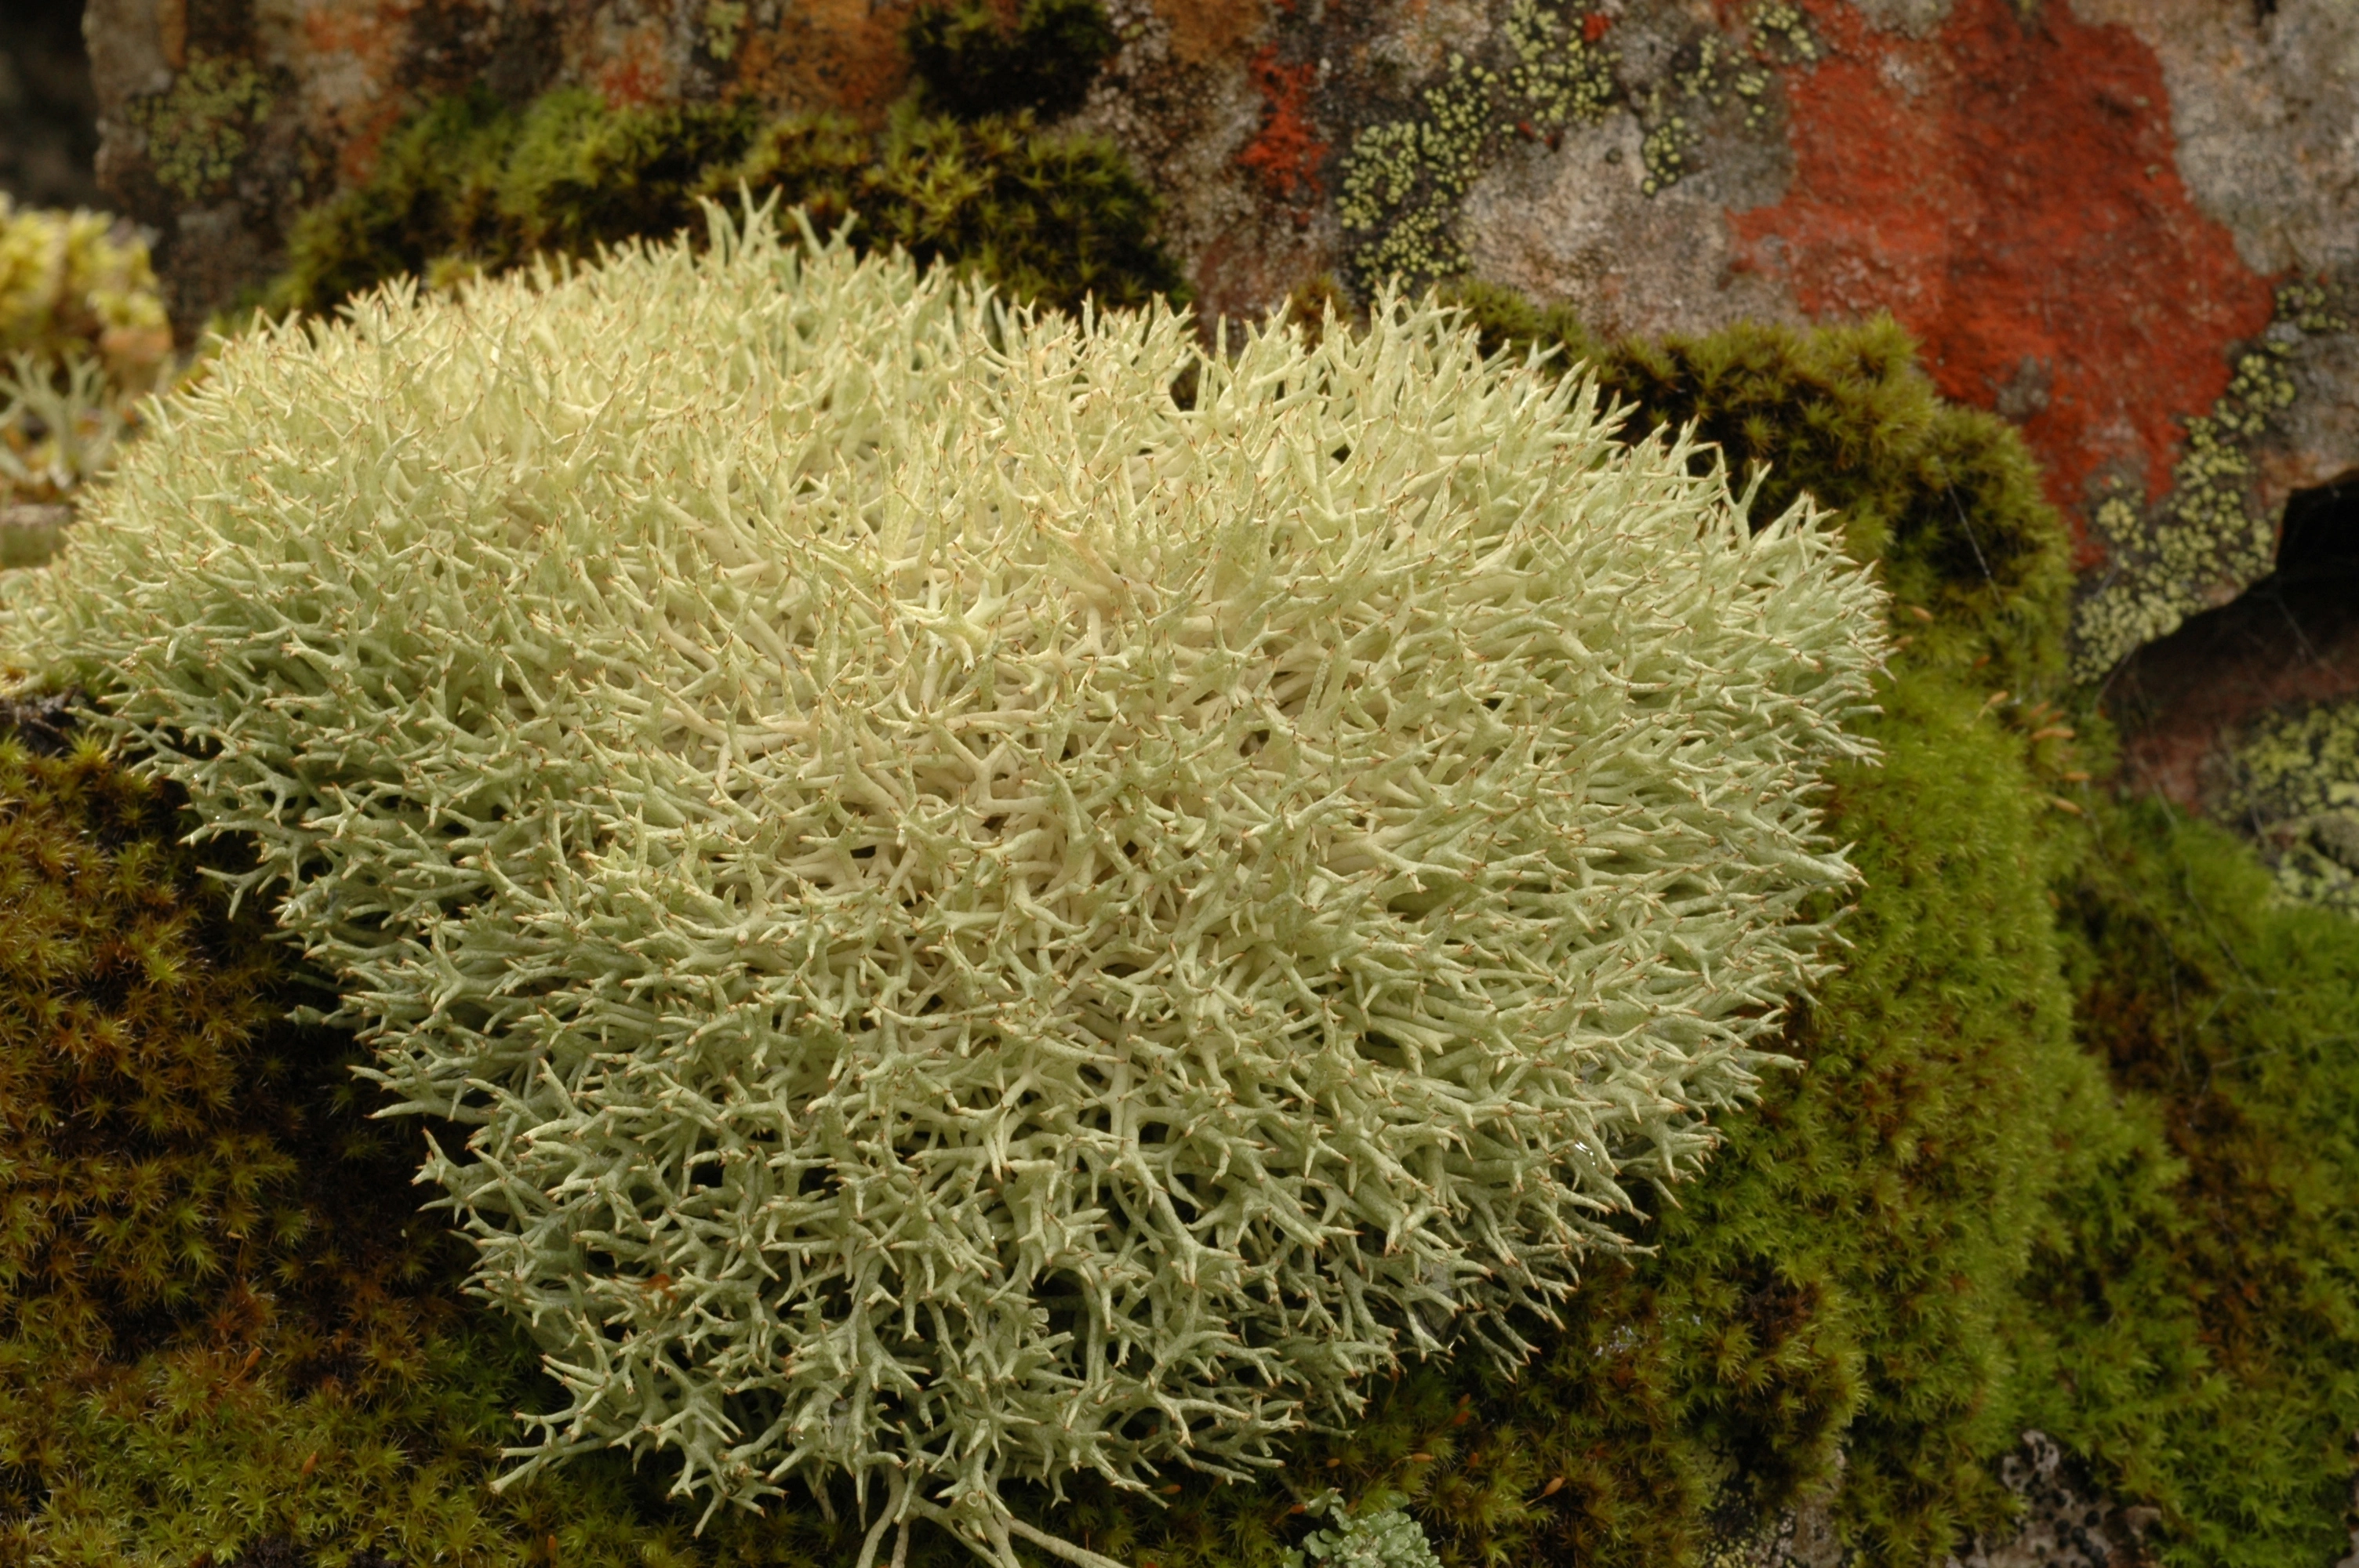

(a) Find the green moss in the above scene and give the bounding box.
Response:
[2071,278,2353,681]
[2028,791,2359,1568]
[263,91,522,318]
[789,103,1185,314]
[1434,289,2359,1568]
[0,687,501,1563]
[493,90,767,261]
[126,53,273,204]
[903,0,1119,123]
[267,85,1184,322]
[269,86,766,314]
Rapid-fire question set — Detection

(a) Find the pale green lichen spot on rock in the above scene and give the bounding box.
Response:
[127,53,274,204]
[2230,694,2359,916]
[2071,279,2351,682]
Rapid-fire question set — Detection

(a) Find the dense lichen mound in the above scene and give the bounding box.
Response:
[0,196,176,509]
[0,196,169,368]
[0,202,1887,1563]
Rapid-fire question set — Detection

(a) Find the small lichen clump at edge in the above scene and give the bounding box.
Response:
[2230,695,2359,915]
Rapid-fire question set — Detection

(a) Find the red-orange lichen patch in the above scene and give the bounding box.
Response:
[593,19,678,107]
[1237,46,1327,205]
[728,0,912,125]
[1730,0,2276,564]
[296,2,413,61]
[336,97,415,187]
[298,2,415,185]
[1157,0,1269,66]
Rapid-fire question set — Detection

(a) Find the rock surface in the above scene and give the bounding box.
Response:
[2108,475,2359,812]
[0,0,104,211]
[1946,1432,2161,1568]
[1703,1432,2161,1568]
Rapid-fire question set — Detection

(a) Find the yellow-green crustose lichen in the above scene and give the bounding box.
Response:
[1639,110,1695,197]
[1506,0,1616,132]
[2229,695,2359,916]
[1338,0,1816,290]
[1642,8,1817,194]
[1637,42,1715,198]
[2070,280,2350,682]
[703,0,749,60]
[1750,2,1823,65]
[1339,0,1617,289]
[127,53,273,203]
[1337,54,1503,287]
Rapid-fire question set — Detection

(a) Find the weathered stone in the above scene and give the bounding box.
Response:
[1459,102,1801,345]
[0,679,89,755]
[1700,1432,2163,1568]
[1067,0,1310,327]
[2106,473,2359,826]
[1699,1470,1852,1568]
[82,0,921,334]
[0,503,73,571]
[1946,1432,2159,1568]
[0,0,104,210]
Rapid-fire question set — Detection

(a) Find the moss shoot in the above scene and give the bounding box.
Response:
[902,0,1119,123]
[267,83,1183,324]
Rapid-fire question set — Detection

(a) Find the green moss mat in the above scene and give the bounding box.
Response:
[262,84,1183,326]
[2025,792,2359,1568]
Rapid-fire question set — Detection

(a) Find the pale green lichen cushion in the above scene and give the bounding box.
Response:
[0,201,1887,1566]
